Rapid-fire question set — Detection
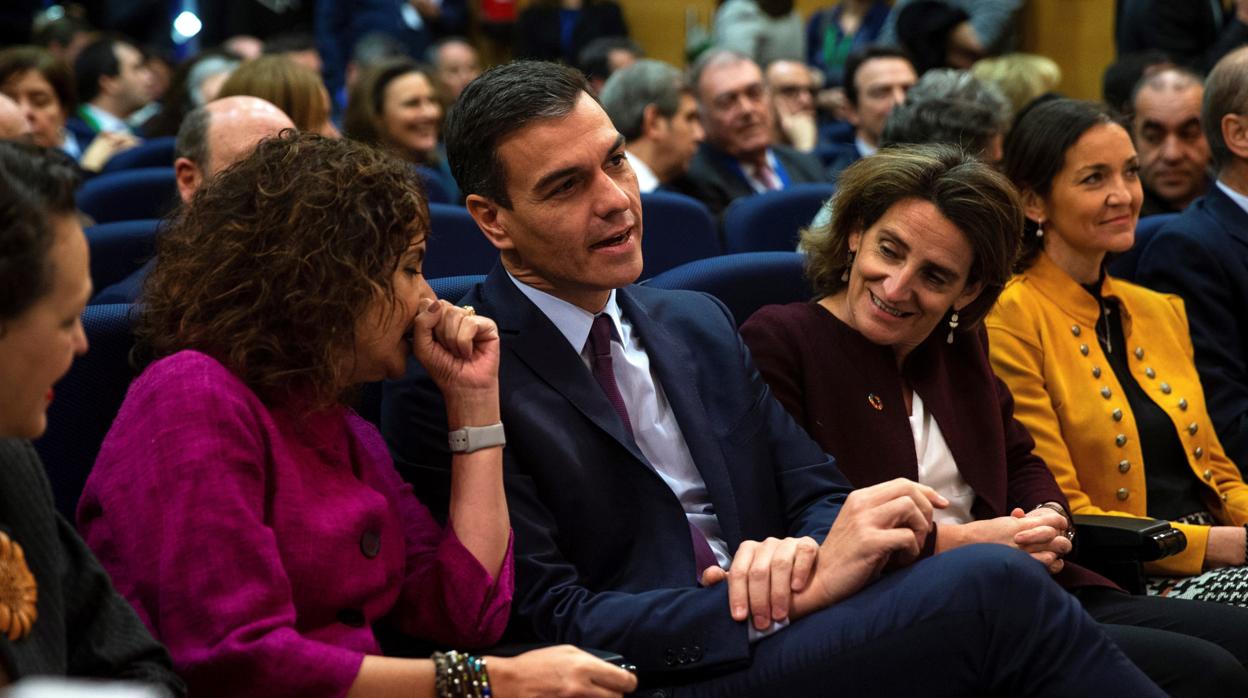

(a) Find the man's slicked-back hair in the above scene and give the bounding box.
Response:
[688,48,754,103]
[444,60,591,209]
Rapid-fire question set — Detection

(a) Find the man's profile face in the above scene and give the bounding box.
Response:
[1132,82,1210,209]
[698,58,772,159]
[109,42,153,114]
[655,93,704,176]
[849,57,916,145]
[490,93,644,311]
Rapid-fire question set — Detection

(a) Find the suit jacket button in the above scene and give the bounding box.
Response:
[1081,344,1090,356]
[1204,469,1214,481]
[1117,488,1129,501]
[1145,367,1155,379]
[1071,325,1082,337]
[1115,434,1128,447]
[1101,386,1112,399]
[1160,382,1172,394]
[1195,447,1205,459]
[663,649,676,666]
[1134,347,1145,359]
[1112,408,1123,422]
[337,608,366,627]
[1188,422,1199,435]
[360,530,381,558]
[690,645,703,661]
[1179,398,1189,411]
[1118,460,1130,473]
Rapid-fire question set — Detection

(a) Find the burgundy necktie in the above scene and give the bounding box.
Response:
[586,314,719,583]
[755,161,781,191]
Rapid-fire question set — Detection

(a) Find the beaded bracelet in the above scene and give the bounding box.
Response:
[432,650,492,698]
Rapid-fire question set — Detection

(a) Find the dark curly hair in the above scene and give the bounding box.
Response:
[137,131,428,407]
[0,141,81,328]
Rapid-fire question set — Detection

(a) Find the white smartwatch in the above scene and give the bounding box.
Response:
[447,423,506,453]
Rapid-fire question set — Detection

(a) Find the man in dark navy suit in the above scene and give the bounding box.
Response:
[1137,47,1248,475]
[382,60,1164,697]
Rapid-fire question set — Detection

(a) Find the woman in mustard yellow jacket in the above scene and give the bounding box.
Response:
[987,98,1248,603]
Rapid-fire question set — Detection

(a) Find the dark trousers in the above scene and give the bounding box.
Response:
[1079,586,1248,697]
[672,545,1163,697]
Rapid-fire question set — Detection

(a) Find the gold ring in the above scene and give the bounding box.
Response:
[462,305,475,316]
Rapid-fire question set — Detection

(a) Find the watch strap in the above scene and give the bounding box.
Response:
[448,423,506,453]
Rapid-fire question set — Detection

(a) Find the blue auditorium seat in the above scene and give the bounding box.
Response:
[643,251,811,327]
[85,219,160,296]
[423,204,498,278]
[721,183,835,253]
[33,304,139,520]
[100,136,176,173]
[640,191,720,279]
[76,167,178,224]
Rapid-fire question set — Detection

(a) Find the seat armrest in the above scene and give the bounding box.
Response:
[1073,514,1187,562]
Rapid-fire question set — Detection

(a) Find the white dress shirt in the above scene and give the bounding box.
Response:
[507,273,787,638]
[81,103,134,136]
[626,150,661,194]
[909,392,975,525]
[1217,179,1248,216]
[741,148,782,193]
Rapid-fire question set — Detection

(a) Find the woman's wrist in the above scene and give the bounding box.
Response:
[444,391,501,429]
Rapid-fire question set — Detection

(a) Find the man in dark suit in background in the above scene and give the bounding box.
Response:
[1118,0,1248,73]
[674,49,826,216]
[381,59,1165,696]
[1137,46,1248,475]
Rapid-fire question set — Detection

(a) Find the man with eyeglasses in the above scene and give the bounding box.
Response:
[764,59,819,153]
[676,49,827,216]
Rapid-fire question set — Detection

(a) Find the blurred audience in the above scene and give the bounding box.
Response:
[881,0,1023,62]
[1135,47,1248,474]
[765,59,819,153]
[599,58,704,193]
[1130,67,1211,216]
[894,0,984,75]
[0,141,185,695]
[1118,0,1248,74]
[139,51,240,139]
[1103,50,1174,117]
[0,93,31,141]
[514,0,629,64]
[805,0,890,86]
[0,45,128,171]
[714,0,804,69]
[222,34,263,60]
[218,55,338,137]
[70,36,151,140]
[316,0,468,107]
[826,46,916,177]
[883,68,1010,166]
[343,58,457,200]
[577,36,642,95]
[29,11,95,66]
[971,53,1061,118]
[429,36,480,104]
[678,49,825,216]
[262,32,323,76]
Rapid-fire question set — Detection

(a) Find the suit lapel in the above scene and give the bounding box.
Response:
[484,269,650,465]
[617,288,743,548]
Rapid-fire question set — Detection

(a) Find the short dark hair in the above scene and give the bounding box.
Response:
[843,46,913,107]
[577,36,643,83]
[0,141,81,326]
[0,45,76,112]
[1003,98,1116,269]
[174,104,211,165]
[74,35,129,104]
[263,32,318,56]
[444,60,591,208]
[1203,47,1248,173]
[803,143,1021,330]
[30,13,92,50]
[138,131,427,407]
[1102,50,1173,116]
